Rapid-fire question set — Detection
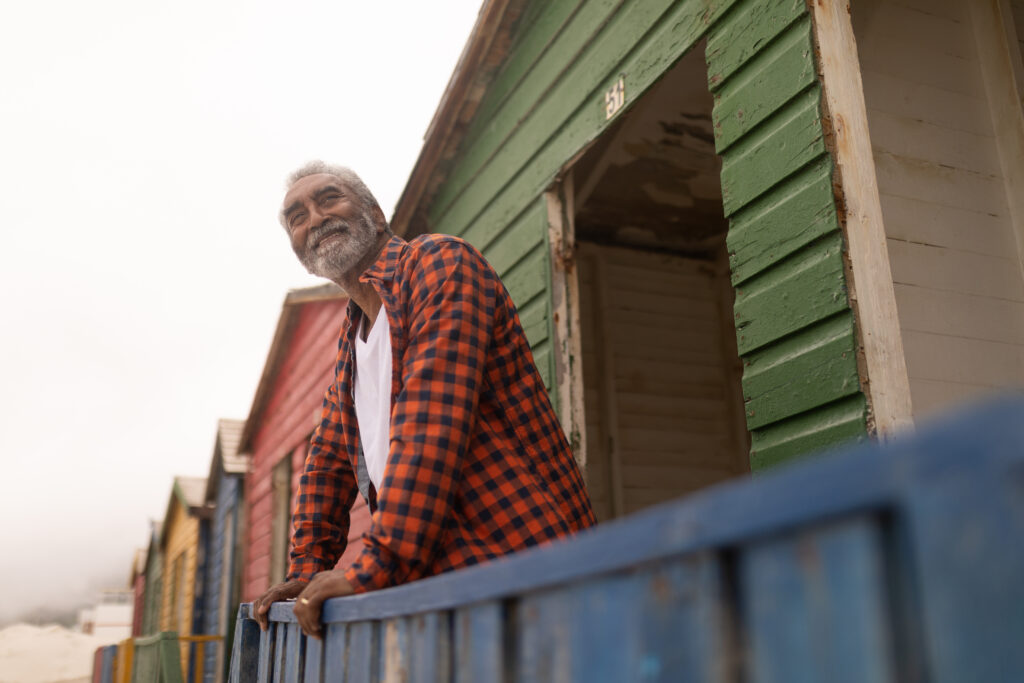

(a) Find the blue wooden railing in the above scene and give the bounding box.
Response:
[230,397,1024,682]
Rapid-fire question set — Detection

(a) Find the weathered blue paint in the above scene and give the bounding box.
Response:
[302,634,322,683]
[256,622,273,683]
[283,622,303,683]
[322,621,347,682]
[228,616,259,683]
[743,520,893,683]
[454,602,501,683]
[202,474,243,683]
[345,622,377,683]
[95,645,116,683]
[229,396,1024,682]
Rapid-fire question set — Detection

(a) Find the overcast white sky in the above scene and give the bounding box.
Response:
[0,0,483,624]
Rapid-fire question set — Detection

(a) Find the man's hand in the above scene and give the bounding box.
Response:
[293,570,355,638]
[253,579,306,631]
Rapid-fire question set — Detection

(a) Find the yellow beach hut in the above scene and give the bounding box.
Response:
[159,476,211,677]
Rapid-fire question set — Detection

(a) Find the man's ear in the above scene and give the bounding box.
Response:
[372,205,388,233]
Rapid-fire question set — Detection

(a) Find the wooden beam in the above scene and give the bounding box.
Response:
[715,248,751,472]
[969,0,1024,284]
[390,0,524,236]
[545,176,588,468]
[809,0,914,437]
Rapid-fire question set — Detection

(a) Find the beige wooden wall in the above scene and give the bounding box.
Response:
[1013,0,1024,101]
[577,244,747,520]
[852,0,1024,417]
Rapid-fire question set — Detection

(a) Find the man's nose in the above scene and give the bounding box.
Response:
[307,204,327,227]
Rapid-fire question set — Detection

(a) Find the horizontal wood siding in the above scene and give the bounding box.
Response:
[853,0,1024,418]
[579,244,747,518]
[425,0,743,393]
[708,0,867,467]
[425,0,865,469]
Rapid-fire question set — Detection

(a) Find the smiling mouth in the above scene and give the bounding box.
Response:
[312,228,346,250]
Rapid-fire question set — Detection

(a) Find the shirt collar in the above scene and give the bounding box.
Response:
[360,234,407,285]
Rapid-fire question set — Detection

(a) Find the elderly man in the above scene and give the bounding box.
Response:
[254,162,595,637]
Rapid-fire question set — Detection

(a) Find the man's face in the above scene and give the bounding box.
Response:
[281,173,382,281]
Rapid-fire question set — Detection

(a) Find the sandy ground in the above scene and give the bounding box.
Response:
[0,623,108,683]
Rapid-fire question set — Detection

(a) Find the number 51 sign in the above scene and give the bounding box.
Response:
[604,75,626,120]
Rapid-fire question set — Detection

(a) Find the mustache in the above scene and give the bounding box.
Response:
[308,218,350,248]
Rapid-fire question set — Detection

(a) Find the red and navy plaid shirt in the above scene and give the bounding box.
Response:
[287,234,596,592]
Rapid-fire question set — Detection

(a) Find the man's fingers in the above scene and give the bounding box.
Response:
[294,589,325,638]
[254,586,286,631]
[296,598,318,637]
[254,600,268,630]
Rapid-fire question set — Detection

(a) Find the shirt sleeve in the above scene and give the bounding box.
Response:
[344,240,494,592]
[287,379,359,583]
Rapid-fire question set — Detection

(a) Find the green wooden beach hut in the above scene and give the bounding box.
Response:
[386,0,1024,521]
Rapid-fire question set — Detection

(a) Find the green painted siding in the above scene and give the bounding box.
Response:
[426,0,867,468]
[142,547,163,636]
[428,0,742,394]
[708,0,867,465]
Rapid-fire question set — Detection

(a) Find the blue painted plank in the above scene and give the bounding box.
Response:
[232,606,262,679]
[229,611,261,683]
[322,623,348,682]
[454,602,503,683]
[409,612,450,683]
[303,400,1024,625]
[377,624,389,683]
[382,617,411,682]
[570,573,642,681]
[741,518,894,683]
[232,399,1024,683]
[344,621,379,683]
[99,645,116,683]
[906,435,1024,683]
[515,588,571,682]
[283,623,304,683]
[302,635,323,683]
[257,624,275,683]
[632,554,725,682]
[515,555,727,683]
[273,623,288,683]
[269,602,299,623]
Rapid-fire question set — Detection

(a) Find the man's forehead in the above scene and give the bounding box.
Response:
[283,173,348,208]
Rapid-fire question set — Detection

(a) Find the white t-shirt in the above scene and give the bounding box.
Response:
[353,310,393,491]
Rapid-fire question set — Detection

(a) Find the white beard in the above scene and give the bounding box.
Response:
[297,214,376,281]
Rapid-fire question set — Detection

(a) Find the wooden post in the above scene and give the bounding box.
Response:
[809,0,914,437]
[194,640,204,682]
[115,638,133,683]
[158,633,184,683]
[229,609,260,683]
[545,177,588,467]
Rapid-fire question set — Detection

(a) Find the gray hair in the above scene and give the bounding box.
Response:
[279,160,390,231]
